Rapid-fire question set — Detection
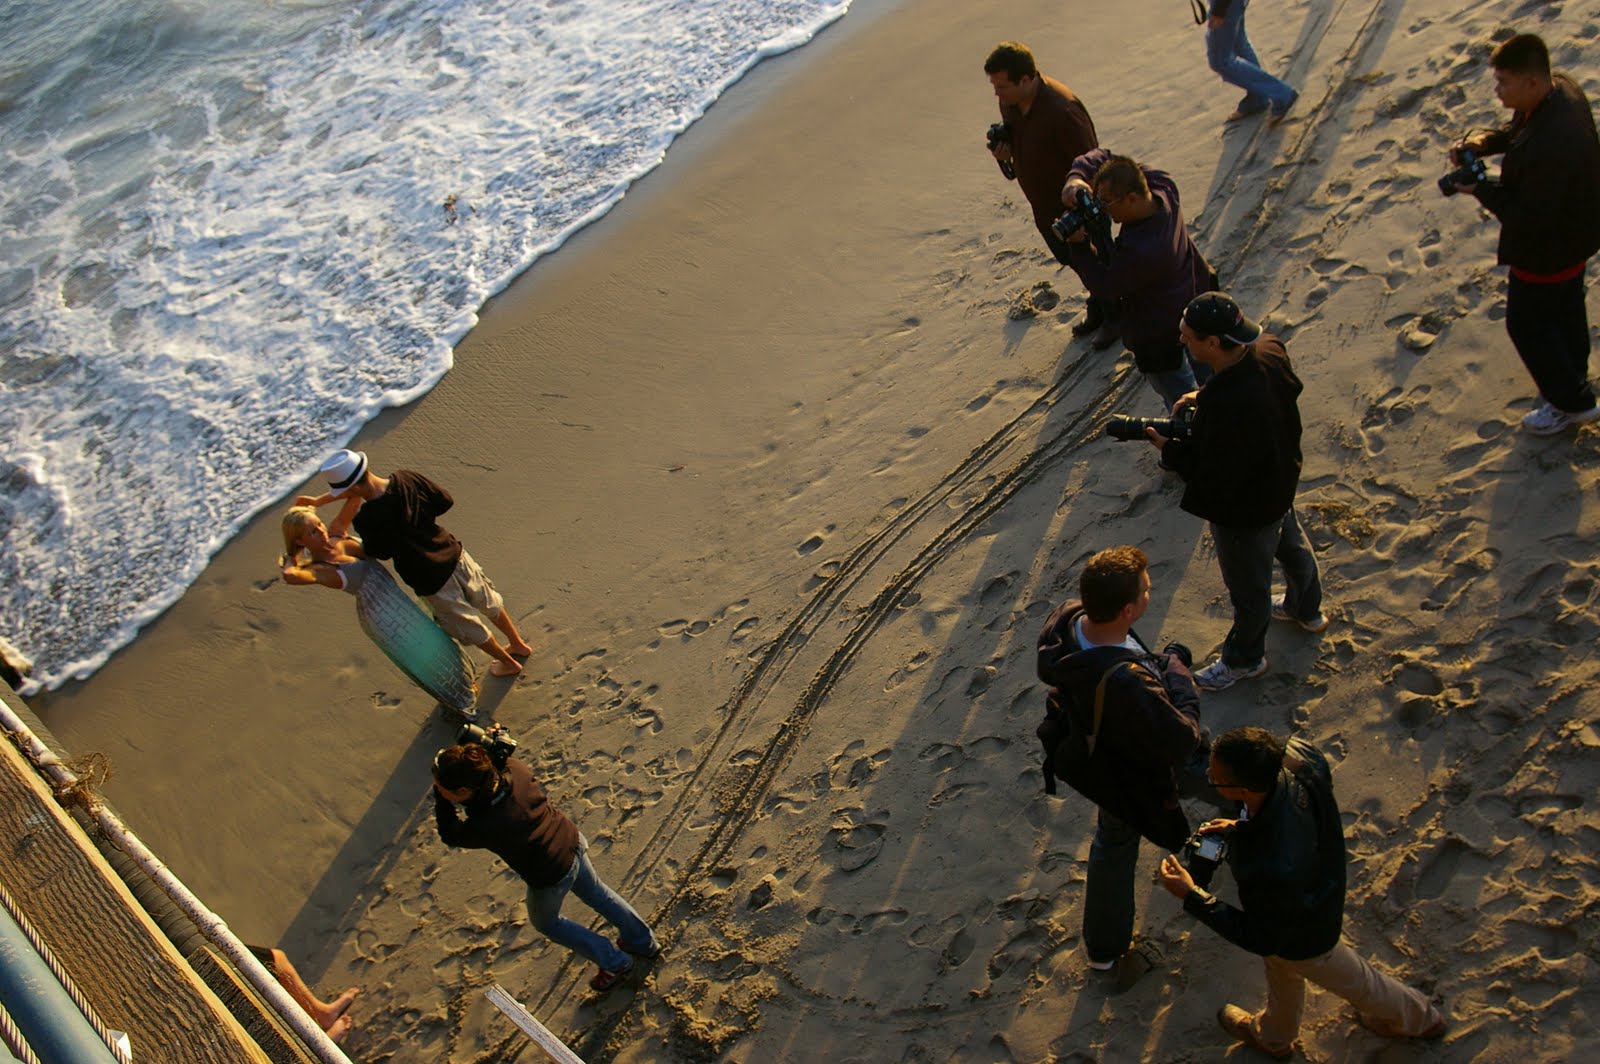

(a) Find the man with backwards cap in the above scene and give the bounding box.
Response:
[1146,293,1325,692]
[299,450,532,677]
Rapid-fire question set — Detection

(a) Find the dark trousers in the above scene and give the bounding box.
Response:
[1082,748,1230,963]
[1211,507,1322,668]
[1506,272,1595,414]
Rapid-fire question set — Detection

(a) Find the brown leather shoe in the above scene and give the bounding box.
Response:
[1217,1004,1294,1060]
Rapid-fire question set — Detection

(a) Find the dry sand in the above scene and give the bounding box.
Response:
[29,0,1600,1060]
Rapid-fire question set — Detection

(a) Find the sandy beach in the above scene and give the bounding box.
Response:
[27,0,1600,1060]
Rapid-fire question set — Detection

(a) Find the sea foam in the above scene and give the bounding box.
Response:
[0,0,850,691]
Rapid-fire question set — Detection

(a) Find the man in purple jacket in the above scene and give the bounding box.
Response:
[1063,151,1217,408]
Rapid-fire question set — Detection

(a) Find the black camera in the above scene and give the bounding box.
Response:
[1161,641,1194,669]
[1051,187,1113,262]
[1180,828,1228,888]
[456,721,518,771]
[986,122,1015,179]
[1438,149,1487,196]
[1104,405,1195,442]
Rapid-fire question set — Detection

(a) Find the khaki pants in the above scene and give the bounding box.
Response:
[1250,940,1441,1051]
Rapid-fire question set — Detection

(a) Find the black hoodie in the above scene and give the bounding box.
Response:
[1036,599,1205,847]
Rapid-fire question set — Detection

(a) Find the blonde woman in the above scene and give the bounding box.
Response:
[280,506,477,715]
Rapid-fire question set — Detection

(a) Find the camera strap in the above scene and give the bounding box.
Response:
[1189,0,1208,25]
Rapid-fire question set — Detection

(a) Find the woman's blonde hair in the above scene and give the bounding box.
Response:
[279,506,321,567]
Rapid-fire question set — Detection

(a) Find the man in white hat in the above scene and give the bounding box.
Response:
[299,450,531,676]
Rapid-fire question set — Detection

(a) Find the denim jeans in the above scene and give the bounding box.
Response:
[1082,746,1232,963]
[1205,0,1295,111]
[525,834,656,970]
[1210,506,1322,667]
[1506,272,1595,414]
[1144,350,1213,412]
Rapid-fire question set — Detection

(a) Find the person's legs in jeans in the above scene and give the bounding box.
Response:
[1082,809,1142,964]
[1205,0,1294,111]
[525,844,633,971]
[566,836,657,956]
[1145,360,1198,412]
[1506,274,1598,414]
[1274,507,1323,621]
[1210,519,1279,666]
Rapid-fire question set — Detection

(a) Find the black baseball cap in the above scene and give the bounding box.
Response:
[1183,292,1262,345]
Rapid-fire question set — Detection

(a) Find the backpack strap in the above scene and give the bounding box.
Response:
[1084,661,1139,756]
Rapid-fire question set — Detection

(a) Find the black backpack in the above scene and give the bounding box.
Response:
[1034,602,1192,851]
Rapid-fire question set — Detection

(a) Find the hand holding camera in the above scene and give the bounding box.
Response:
[1438,146,1489,196]
[986,122,1015,179]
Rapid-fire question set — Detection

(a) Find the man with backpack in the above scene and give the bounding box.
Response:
[1035,545,1223,974]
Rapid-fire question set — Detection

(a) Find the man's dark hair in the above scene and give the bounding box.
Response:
[1489,33,1550,77]
[1080,545,1148,623]
[1212,727,1285,793]
[984,42,1038,83]
[434,744,495,793]
[1093,155,1150,202]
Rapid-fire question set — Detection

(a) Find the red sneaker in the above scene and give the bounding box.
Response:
[588,961,633,992]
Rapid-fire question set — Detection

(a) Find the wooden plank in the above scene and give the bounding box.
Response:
[0,723,271,1064]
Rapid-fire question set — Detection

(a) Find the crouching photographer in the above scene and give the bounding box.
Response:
[432,723,660,993]
[1158,728,1445,1057]
[1148,292,1325,693]
[1035,546,1227,976]
[1061,149,1217,409]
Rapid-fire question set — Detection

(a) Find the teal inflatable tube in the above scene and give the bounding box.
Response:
[0,903,120,1064]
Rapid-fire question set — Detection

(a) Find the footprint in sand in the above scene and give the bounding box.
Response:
[883,648,933,692]
[825,816,887,872]
[797,526,836,556]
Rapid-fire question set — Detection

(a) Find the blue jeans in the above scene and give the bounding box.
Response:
[1205,0,1295,111]
[1145,351,1213,412]
[1083,747,1231,963]
[525,834,656,970]
[1210,506,1322,667]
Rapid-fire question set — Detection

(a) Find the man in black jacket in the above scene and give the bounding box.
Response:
[1450,33,1600,436]
[1036,546,1220,972]
[1149,293,1324,691]
[1157,728,1444,1058]
[1062,152,1217,409]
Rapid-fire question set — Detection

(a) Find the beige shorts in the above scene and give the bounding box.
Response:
[425,551,505,646]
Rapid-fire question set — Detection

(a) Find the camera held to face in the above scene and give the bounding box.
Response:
[1104,404,1196,442]
[1180,828,1228,888]
[457,721,519,771]
[986,122,1015,179]
[1438,149,1488,196]
[1051,186,1112,252]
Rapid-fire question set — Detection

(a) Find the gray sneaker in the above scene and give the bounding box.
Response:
[1195,657,1267,691]
[1523,400,1600,435]
[1271,597,1329,633]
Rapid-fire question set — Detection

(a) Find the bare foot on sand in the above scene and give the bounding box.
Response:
[319,986,359,1026]
[489,658,523,677]
[508,640,534,659]
[327,1014,353,1044]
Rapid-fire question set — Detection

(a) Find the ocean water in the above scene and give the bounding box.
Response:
[0,0,850,692]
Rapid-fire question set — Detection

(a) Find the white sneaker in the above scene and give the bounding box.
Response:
[1195,657,1268,691]
[1271,597,1329,633]
[1522,401,1600,435]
